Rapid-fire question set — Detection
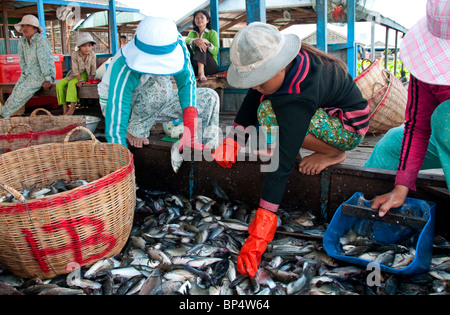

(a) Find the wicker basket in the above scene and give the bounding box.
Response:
[355,59,408,134]
[0,127,135,279]
[0,108,86,153]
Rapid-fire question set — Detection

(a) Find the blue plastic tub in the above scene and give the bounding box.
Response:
[323,192,436,275]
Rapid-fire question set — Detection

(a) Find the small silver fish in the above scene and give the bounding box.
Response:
[84,258,117,279]
[21,182,37,199]
[110,267,142,280]
[217,219,249,231]
[374,250,395,266]
[170,141,183,173]
[66,180,89,190]
[30,187,51,199]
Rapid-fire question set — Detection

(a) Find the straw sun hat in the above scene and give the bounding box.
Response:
[400,0,449,85]
[227,22,301,89]
[121,16,185,75]
[14,14,44,34]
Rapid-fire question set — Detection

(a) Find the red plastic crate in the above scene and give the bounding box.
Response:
[0,54,64,83]
[0,55,21,83]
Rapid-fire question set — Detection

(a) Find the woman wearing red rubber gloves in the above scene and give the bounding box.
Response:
[212,22,369,277]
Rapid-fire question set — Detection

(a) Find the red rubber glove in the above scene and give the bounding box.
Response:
[212,137,241,168]
[237,208,278,278]
[179,106,208,153]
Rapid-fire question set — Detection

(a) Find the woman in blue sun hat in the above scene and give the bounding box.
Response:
[98,16,219,150]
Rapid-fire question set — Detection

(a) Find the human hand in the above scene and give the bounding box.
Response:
[41,81,52,90]
[194,38,209,52]
[76,80,85,88]
[371,185,409,217]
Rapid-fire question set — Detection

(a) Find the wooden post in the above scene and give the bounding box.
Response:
[50,20,55,53]
[2,0,11,54]
[61,20,69,55]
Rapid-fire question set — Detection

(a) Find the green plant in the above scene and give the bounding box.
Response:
[357,58,410,80]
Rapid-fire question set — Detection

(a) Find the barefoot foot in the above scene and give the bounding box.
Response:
[126,132,150,148]
[64,103,76,116]
[299,151,345,175]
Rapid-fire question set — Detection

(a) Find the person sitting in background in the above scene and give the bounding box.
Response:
[56,32,97,116]
[364,0,449,217]
[0,15,55,118]
[185,10,219,81]
[119,35,128,48]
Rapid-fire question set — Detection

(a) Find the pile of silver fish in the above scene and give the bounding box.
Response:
[0,186,449,295]
[340,229,417,269]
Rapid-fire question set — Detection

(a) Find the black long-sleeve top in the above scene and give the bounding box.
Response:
[231,50,369,212]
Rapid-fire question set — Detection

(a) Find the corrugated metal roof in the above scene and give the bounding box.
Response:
[175,0,408,38]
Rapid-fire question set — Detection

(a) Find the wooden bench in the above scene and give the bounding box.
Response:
[0,81,99,104]
[1,75,227,109]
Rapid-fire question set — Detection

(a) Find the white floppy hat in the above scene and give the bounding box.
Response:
[76,32,96,47]
[399,0,449,85]
[227,22,301,89]
[121,16,185,75]
[14,14,44,34]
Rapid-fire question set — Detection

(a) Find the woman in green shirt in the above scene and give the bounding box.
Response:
[185,10,219,81]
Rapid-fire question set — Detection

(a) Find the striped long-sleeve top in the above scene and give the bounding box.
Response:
[232,50,369,211]
[396,75,450,191]
[99,35,196,147]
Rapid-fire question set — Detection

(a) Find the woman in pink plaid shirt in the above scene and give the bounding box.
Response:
[365,0,450,217]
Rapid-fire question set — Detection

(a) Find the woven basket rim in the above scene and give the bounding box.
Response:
[0,160,134,214]
[0,140,134,212]
[354,59,381,83]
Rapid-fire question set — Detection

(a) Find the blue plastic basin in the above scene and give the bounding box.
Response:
[323,192,436,275]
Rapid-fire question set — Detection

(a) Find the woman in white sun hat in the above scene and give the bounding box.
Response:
[97,16,219,150]
[365,0,450,217]
[211,22,369,278]
[0,15,55,118]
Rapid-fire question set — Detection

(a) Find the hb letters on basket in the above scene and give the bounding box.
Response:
[22,216,117,274]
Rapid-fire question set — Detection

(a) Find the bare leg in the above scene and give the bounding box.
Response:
[65,102,77,116]
[299,134,346,175]
[197,63,207,81]
[126,132,149,148]
[63,104,68,115]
